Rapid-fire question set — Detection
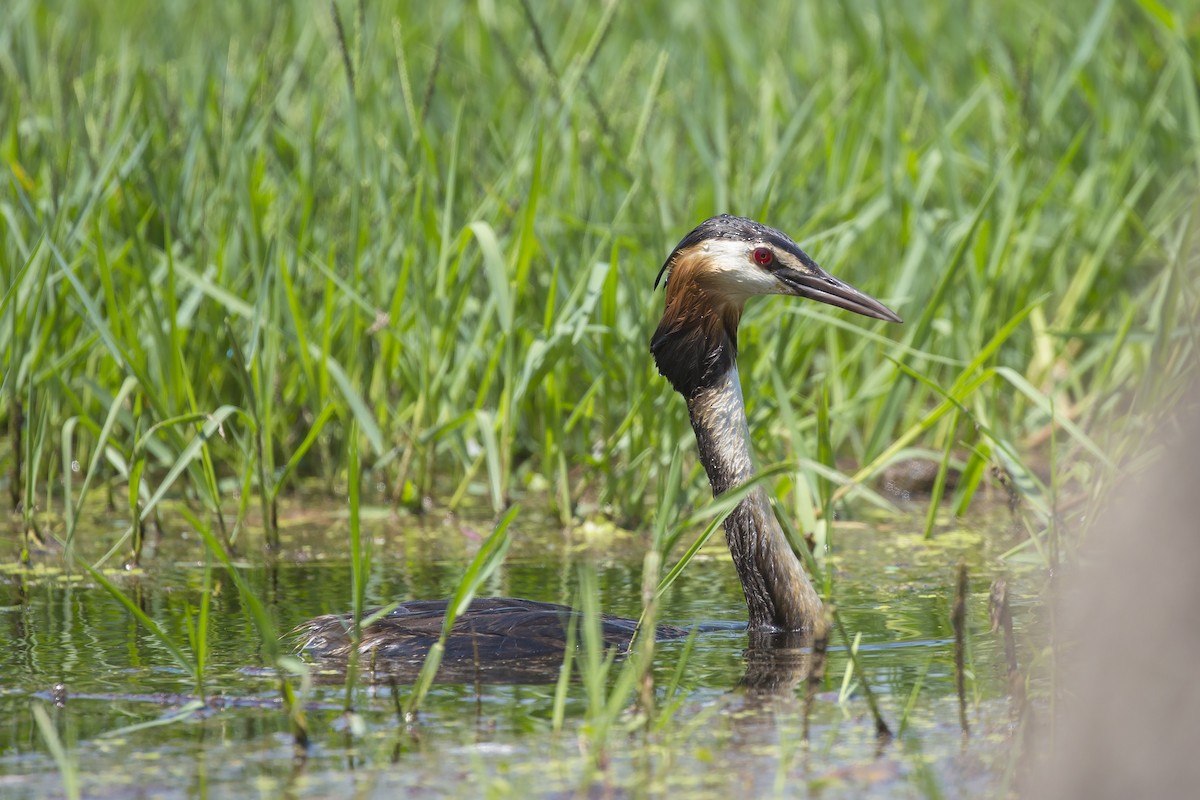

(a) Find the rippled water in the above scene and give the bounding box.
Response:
[0,503,1038,798]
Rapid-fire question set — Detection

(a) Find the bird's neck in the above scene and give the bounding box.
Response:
[685,366,824,633]
[649,280,741,398]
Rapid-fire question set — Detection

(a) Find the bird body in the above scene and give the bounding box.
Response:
[300,597,681,660]
[299,215,900,670]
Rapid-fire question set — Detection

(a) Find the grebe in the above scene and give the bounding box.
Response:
[298,215,901,672]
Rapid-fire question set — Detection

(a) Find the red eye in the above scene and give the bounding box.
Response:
[752,247,774,266]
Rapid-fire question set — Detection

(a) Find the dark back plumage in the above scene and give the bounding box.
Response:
[298,598,687,683]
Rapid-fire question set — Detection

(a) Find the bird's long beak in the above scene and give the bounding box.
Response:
[778,266,902,323]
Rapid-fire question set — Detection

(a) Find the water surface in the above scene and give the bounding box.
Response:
[0,503,1036,798]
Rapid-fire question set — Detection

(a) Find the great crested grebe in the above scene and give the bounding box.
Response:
[299,215,901,669]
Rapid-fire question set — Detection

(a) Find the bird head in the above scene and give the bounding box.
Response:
[651,214,901,396]
[654,214,902,322]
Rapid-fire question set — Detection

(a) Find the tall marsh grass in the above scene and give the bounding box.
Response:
[2,1,1196,544]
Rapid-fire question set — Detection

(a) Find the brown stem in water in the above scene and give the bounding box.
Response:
[989,577,1024,719]
[952,562,971,738]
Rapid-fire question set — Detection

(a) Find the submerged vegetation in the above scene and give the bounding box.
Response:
[2,0,1199,796]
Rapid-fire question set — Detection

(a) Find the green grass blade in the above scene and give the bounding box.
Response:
[405,505,518,714]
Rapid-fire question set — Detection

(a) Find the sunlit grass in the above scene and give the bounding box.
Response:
[4,1,1195,544]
